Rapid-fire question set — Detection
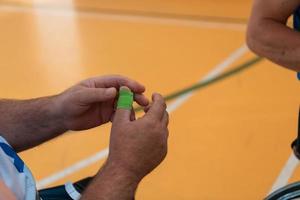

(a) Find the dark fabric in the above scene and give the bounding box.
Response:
[73,177,93,193]
[291,108,300,158]
[38,177,93,200]
[293,7,300,31]
[293,7,300,79]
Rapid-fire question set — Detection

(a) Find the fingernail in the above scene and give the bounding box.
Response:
[106,88,117,96]
[120,86,131,92]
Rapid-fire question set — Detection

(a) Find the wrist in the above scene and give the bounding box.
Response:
[81,161,141,200]
[46,95,69,133]
[101,160,142,186]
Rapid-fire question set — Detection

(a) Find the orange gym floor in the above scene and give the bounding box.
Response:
[0,0,299,199]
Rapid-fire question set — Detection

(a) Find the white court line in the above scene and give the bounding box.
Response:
[37,148,109,189]
[268,153,300,195]
[36,44,248,189]
[167,44,248,113]
[0,4,246,31]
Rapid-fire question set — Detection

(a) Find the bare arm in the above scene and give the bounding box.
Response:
[247,0,300,72]
[0,97,66,152]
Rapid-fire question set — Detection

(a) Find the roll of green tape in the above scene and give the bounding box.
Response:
[117,88,133,109]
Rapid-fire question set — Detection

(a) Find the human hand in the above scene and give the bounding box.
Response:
[106,88,169,181]
[54,75,149,131]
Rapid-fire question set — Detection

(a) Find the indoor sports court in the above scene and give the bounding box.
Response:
[0,0,299,199]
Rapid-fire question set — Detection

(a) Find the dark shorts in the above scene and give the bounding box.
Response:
[38,177,92,200]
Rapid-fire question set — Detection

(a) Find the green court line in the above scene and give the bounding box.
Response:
[135,56,263,112]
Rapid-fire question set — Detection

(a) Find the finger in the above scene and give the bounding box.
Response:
[143,105,151,113]
[162,111,169,126]
[110,112,115,122]
[130,109,136,121]
[134,94,149,107]
[145,93,166,121]
[97,99,115,123]
[86,75,146,94]
[165,129,169,139]
[109,98,119,122]
[113,86,133,123]
[80,87,117,104]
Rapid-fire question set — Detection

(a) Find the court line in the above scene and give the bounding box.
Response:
[36,44,249,189]
[162,56,262,102]
[0,1,249,24]
[165,45,249,113]
[0,4,246,31]
[77,8,247,25]
[36,148,109,189]
[268,153,300,195]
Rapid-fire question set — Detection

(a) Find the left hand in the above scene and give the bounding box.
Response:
[54,75,149,131]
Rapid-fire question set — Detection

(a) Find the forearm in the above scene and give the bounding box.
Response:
[0,96,67,151]
[247,18,300,72]
[81,162,140,200]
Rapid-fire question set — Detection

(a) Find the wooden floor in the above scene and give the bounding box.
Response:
[0,0,299,199]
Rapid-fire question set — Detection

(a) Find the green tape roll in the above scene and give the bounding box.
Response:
[117,89,133,109]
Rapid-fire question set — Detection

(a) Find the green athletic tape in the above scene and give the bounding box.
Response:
[134,56,263,112]
[117,89,134,109]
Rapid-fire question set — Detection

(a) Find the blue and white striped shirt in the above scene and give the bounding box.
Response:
[0,136,37,200]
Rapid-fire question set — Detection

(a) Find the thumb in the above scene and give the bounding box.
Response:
[80,87,117,104]
[113,86,134,123]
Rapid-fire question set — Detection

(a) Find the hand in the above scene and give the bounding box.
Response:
[54,75,149,131]
[107,92,169,181]
[80,91,168,200]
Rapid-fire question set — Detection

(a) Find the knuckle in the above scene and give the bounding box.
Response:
[155,97,166,109]
[144,118,156,128]
[161,102,167,110]
[112,74,126,83]
[156,94,163,102]
[113,74,122,79]
[165,129,169,138]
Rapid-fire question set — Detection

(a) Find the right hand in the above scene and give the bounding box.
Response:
[107,92,169,181]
